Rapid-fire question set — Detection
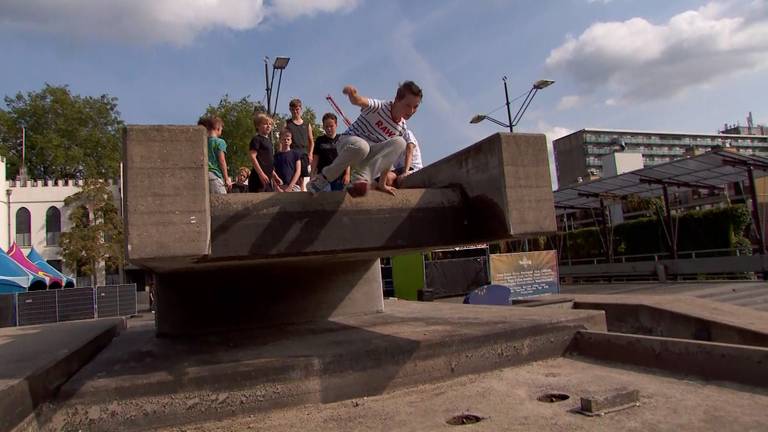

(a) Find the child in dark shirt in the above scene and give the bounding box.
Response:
[248,113,276,193]
[273,129,302,192]
[311,112,350,191]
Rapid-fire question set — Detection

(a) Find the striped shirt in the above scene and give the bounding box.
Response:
[345,98,409,144]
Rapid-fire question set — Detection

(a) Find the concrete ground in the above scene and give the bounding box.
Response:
[153,356,768,432]
[561,281,768,312]
[0,317,125,432]
[40,300,604,431]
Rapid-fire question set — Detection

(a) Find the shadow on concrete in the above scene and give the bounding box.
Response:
[48,315,421,430]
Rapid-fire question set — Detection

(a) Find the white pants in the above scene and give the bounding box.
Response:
[321,135,407,183]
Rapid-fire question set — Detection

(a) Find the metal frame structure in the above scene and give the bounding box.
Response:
[554,149,768,261]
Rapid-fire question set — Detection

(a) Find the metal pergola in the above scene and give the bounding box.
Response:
[554,149,768,261]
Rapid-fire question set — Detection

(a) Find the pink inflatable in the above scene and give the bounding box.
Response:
[6,243,63,289]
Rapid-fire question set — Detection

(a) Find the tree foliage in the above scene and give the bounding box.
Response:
[0,84,123,180]
[202,95,322,177]
[60,179,123,286]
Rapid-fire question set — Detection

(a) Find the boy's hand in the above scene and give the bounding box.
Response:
[376,183,397,196]
[343,85,357,96]
[259,172,270,185]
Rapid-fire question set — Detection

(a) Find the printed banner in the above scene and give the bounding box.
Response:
[489,250,559,299]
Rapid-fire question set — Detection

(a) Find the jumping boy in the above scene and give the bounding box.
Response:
[204,116,232,194]
[248,113,276,193]
[307,81,422,197]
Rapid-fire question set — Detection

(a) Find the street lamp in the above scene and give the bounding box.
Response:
[264,56,290,116]
[470,77,555,133]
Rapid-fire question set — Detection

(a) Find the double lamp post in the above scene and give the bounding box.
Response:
[264,56,290,116]
[470,77,555,132]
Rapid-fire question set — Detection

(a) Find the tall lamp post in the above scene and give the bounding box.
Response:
[264,56,290,116]
[470,77,555,132]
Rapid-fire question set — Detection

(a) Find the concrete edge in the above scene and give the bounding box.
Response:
[564,294,768,333]
[542,294,768,347]
[3,319,126,432]
[567,330,768,388]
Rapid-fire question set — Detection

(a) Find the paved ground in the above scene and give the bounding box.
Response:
[153,356,768,432]
[561,281,768,312]
[41,300,604,431]
[0,317,125,432]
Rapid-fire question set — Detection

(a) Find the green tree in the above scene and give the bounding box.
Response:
[60,179,123,286]
[0,84,123,180]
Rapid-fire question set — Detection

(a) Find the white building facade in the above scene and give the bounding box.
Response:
[0,157,121,285]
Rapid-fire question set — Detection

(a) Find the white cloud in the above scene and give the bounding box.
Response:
[269,0,359,20]
[537,121,574,190]
[545,1,768,104]
[556,95,583,111]
[0,0,359,45]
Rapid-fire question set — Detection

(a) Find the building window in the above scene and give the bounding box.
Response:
[15,207,31,246]
[46,207,62,246]
[47,259,63,272]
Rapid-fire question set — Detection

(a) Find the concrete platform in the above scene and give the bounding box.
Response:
[562,281,768,311]
[0,318,125,432]
[544,293,768,348]
[151,357,768,431]
[39,300,604,431]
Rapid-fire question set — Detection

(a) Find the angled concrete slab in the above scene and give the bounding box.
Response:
[568,330,768,387]
[542,293,768,347]
[0,318,125,432]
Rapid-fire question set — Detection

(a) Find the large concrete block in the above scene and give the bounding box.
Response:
[123,126,210,268]
[208,188,467,264]
[401,132,555,237]
[122,126,558,334]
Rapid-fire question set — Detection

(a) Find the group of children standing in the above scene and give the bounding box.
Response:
[203,81,424,197]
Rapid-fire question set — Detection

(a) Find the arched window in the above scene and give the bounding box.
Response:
[15,207,31,246]
[46,207,62,246]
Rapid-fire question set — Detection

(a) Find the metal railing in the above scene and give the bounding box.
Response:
[560,248,753,266]
[0,284,137,327]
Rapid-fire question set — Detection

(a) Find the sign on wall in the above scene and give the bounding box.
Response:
[489,250,559,299]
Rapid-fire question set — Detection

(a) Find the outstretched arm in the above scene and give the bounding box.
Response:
[217,151,232,190]
[288,160,301,189]
[343,85,369,108]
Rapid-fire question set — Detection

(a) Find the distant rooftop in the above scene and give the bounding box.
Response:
[557,127,768,141]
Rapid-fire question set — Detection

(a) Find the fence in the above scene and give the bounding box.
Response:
[425,256,489,299]
[559,248,768,283]
[0,284,137,328]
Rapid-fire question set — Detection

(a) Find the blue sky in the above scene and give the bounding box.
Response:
[1,0,767,186]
